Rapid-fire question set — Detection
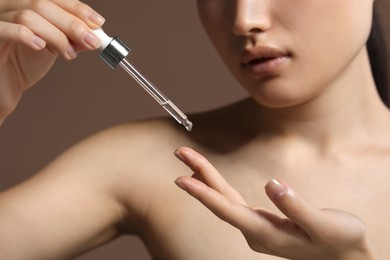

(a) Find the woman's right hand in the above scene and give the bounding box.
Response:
[0,0,105,124]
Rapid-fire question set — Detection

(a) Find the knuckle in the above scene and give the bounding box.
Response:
[14,25,31,41]
[48,34,69,57]
[193,161,212,174]
[69,20,87,37]
[200,160,212,171]
[15,10,34,25]
[197,156,213,171]
[74,2,92,19]
[29,0,46,12]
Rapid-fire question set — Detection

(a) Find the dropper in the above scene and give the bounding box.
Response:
[93,28,193,132]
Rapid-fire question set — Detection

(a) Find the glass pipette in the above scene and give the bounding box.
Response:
[93,28,193,132]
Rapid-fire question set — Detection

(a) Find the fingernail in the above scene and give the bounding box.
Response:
[266,179,288,200]
[88,11,105,27]
[174,149,186,162]
[174,178,187,191]
[32,35,46,50]
[67,45,78,60]
[84,31,101,49]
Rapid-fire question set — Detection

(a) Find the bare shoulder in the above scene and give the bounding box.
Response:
[58,117,192,167]
[59,116,194,186]
[78,98,252,158]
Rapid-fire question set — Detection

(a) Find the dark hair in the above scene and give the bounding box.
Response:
[367,5,389,105]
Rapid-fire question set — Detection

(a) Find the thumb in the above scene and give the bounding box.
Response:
[265,179,322,237]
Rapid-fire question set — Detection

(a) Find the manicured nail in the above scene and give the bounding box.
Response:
[32,35,46,50]
[67,45,78,60]
[88,11,105,27]
[174,149,186,162]
[266,179,288,200]
[174,178,187,191]
[84,31,101,49]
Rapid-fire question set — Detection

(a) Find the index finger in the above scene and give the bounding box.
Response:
[175,176,270,233]
[0,0,105,28]
[175,147,246,204]
[50,0,105,28]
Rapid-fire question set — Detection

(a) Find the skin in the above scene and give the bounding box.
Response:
[0,0,104,125]
[0,0,389,259]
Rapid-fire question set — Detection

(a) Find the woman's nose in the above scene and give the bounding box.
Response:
[232,0,272,36]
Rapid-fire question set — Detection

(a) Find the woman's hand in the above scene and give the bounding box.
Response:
[174,147,375,260]
[0,0,105,124]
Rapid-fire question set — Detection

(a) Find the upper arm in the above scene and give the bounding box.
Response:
[0,121,163,259]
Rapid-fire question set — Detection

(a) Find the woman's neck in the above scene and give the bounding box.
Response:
[236,48,390,153]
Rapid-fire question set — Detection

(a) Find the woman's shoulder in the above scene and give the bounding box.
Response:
[83,100,245,151]
[69,98,252,166]
[69,118,191,160]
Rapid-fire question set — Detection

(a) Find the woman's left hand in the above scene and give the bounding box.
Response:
[174,147,375,260]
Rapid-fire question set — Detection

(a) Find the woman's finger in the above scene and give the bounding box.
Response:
[175,175,309,255]
[175,147,246,204]
[0,11,76,59]
[0,0,29,13]
[0,20,45,51]
[175,176,273,236]
[265,179,325,237]
[50,0,105,28]
[0,0,104,28]
[27,0,100,50]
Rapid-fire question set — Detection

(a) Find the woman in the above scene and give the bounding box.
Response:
[175,0,389,259]
[0,0,387,259]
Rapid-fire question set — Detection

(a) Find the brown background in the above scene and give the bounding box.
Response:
[1,0,389,259]
[0,0,245,259]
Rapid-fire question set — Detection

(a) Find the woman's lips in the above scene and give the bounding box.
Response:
[241,47,290,75]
